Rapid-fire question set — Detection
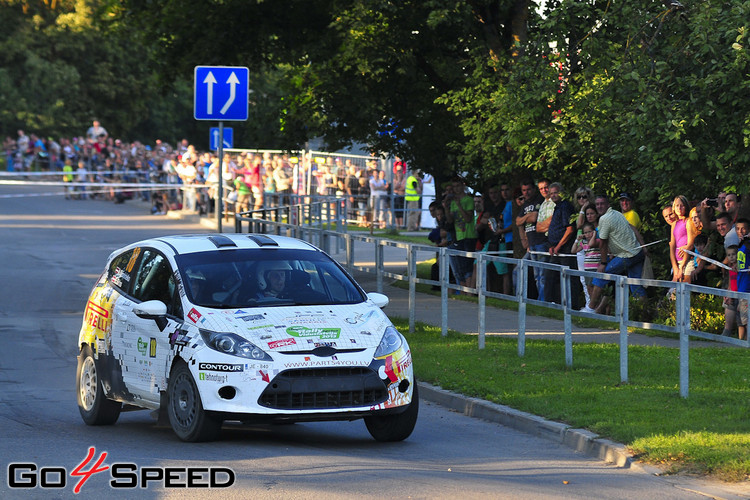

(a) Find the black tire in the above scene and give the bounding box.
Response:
[76,345,122,425]
[365,382,419,442]
[166,361,222,442]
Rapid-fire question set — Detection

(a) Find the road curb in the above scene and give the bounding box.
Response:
[417,381,635,468]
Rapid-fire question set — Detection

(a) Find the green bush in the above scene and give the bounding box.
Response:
[656,292,725,335]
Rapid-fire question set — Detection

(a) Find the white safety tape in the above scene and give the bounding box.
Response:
[0,170,167,177]
[0,182,188,199]
[680,248,741,272]
[527,238,666,259]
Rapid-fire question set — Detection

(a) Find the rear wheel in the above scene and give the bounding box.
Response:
[76,345,121,425]
[167,361,221,442]
[365,383,419,442]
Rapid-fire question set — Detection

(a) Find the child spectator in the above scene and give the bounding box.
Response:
[722,244,739,337]
[571,221,600,308]
[684,233,710,285]
[735,218,750,341]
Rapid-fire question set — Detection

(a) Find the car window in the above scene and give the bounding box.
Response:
[107,248,141,293]
[131,249,180,316]
[176,248,365,308]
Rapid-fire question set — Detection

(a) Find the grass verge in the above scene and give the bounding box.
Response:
[395,319,750,481]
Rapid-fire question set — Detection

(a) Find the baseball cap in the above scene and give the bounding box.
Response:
[619,192,633,201]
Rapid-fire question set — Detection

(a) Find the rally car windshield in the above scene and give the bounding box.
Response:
[175,249,366,308]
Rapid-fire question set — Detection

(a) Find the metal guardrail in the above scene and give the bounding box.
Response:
[234,207,750,398]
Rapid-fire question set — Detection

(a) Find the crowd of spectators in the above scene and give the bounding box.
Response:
[5,125,747,337]
[425,175,747,338]
[2,123,423,223]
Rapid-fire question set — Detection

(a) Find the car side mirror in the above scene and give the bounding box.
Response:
[367,292,389,309]
[134,300,169,331]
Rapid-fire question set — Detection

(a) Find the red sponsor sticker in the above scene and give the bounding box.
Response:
[187,308,202,323]
[267,338,296,349]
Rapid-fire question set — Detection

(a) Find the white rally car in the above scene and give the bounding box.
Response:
[76,234,417,442]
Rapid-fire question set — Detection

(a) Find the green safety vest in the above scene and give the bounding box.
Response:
[405,175,420,201]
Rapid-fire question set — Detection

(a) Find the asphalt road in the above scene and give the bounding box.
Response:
[0,184,744,499]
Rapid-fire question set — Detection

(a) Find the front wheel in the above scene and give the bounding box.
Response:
[167,361,221,442]
[77,345,121,425]
[365,382,419,442]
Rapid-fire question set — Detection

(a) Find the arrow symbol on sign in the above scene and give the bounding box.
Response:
[220,72,240,115]
[203,71,217,115]
[212,129,220,148]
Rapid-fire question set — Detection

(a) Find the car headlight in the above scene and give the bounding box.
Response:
[374,326,403,358]
[199,329,273,361]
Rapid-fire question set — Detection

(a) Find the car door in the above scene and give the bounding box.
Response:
[114,248,181,405]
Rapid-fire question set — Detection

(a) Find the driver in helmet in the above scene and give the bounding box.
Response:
[186,269,207,303]
[256,261,292,298]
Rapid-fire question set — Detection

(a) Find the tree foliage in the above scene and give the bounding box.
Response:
[2,0,748,210]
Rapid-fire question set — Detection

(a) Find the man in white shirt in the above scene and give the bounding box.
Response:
[581,195,646,313]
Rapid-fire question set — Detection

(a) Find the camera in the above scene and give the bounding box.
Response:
[706,198,718,207]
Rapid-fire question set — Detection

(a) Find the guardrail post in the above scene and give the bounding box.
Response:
[477,253,486,350]
[562,267,572,367]
[517,258,527,357]
[678,282,690,398]
[345,234,354,271]
[440,246,448,337]
[408,246,417,334]
[339,199,347,252]
[375,240,383,294]
[616,275,629,384]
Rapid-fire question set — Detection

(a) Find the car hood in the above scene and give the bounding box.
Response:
[185,301,391,352]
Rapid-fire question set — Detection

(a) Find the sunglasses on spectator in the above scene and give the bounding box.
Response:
[577,195,588,199]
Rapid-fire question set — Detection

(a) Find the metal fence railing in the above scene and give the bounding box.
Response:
[234,206,750,398]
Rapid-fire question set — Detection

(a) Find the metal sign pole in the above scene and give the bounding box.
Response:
[217,121,224,232]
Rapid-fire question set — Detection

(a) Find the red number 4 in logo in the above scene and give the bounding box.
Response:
[70,447,109,494]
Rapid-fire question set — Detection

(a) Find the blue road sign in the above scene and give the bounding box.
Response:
[210,127,233,150]
[194,66,249,121]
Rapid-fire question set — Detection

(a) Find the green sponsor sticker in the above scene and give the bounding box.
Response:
[286,326,341,339]
[137,337,148,355]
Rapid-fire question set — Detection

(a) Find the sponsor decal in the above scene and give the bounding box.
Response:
[246,324,283,331]
[236,313,265,322]
[125,248,141,273]
[198,373,228,383]
[113,267,131,282]
[397,352,412,372]
[198,363,243,372]
[84,301,112,337]
[149,338,156,358]
[137,337,148,356]
[187,308,202,324]
[286,326,340,339]
[283,359,363,368]
[313,341,337,348]
[345,310,375,324]
[350,339,357,344]
[169,328,189,347]
[174,270,185,297]
[7,447,234,493]
[268,338,296,349]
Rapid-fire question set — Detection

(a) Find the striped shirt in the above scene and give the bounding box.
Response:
[598,207,639,258]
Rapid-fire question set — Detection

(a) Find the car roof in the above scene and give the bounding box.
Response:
[135,233,320,256]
